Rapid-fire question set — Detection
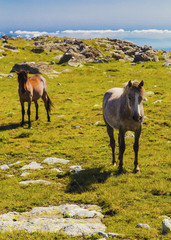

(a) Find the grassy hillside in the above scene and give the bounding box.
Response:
[0,37,170,239]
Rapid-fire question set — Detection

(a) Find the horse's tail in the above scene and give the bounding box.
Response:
[47,95,53,112]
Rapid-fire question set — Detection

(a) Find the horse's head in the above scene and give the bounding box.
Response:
[16,70,29,93]
[127,80,145,122]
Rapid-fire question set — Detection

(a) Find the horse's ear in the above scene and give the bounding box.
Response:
[138,80,144,88]
[128,80,132,88]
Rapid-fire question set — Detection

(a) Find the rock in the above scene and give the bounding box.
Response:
[162,218,171,234]
[21,162,43,170]
[136,223,150,229]
[153,100,162,104]
[94,121,102,126]
[58,52,73,64]
[43,157,69,165]
[146,91,154,95]
[0,204,105,236]
[31,46,44,53]
[66,98,74,102]
[69,165,82,173]
[51,168,64,173]
[19,180,51,185]
[20,172,31,177]
[98,232,108,238]
[62,69,72,72]
[11,62,54,74]
[9,161,22,166]
[112,52,124,60]
[3,44,18,50]
[0,164,9,170]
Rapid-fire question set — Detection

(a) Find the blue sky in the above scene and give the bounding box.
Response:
[0,0,171,31]
[1,0,171,49]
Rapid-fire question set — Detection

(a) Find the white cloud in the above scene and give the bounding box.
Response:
[14,30,59,38]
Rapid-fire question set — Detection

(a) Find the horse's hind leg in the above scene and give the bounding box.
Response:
[133,128,141,173]
[106,123,116,166]
[118,128,126,173]
[34,101,39,120]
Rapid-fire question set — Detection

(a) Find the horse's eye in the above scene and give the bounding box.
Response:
[129,95,132,100]
[139,96,142,102]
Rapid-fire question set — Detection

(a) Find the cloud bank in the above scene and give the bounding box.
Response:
[12,29,171,39]
[6,29,171,50]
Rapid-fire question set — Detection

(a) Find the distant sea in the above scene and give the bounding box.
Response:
[1,29,171,51]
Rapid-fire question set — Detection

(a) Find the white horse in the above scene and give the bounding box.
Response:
[103,80,145,173]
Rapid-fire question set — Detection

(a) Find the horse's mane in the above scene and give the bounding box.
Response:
[17,70,28,83]
[123,80,145,97]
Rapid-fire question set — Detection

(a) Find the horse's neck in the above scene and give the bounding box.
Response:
[120,94,131,118]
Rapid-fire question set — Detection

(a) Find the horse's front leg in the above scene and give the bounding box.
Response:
[133,127,142,173]
[27,101,31,129]
[118,128,126,173]
[21,102,25,126]
[106,123,116,166]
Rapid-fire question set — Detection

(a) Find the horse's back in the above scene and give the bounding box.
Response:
[103,87,123,129]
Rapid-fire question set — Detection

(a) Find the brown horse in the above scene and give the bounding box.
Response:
[17,70,53,128]
[103,80,145,173]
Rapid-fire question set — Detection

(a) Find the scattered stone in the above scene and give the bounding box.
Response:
[125,131,134,138]
[74,126,80,129]
[43,157,69,165]
[19,180,51,185]
[162,218,171,234]
[62,69,72,72]
[146,91,154,95]
[3,44,18,50]
[51,168,64,173]
[31,46,44,53]
[94,121,102,126]
[136,223,150,229]
[20,172,31,177]
[153,99,162,104]
[69,165,82,173]
[9,161,22,166]
[66,98,74,102]
[20,162,43,170]
[0,164,9,170]
[108,232,120,237]
[143,97,148,101]
[98,232,108,238]
[94,104,101,108]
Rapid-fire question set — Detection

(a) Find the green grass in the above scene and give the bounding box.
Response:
[0,38,171,239]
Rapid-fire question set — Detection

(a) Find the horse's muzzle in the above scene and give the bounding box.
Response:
[133,115,142,122]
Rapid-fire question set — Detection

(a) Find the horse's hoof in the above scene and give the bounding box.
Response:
[133,167,140,173]
[118,168,125,174]
[113,162,117,167]
[28,126,32,129]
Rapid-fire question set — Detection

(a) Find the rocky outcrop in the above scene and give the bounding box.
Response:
[1,35,160,64]
[11,62,54,74]
[0,204,105,236]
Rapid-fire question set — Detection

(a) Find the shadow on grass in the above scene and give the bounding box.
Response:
[59,167,114,194]
[0,122,21,131]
